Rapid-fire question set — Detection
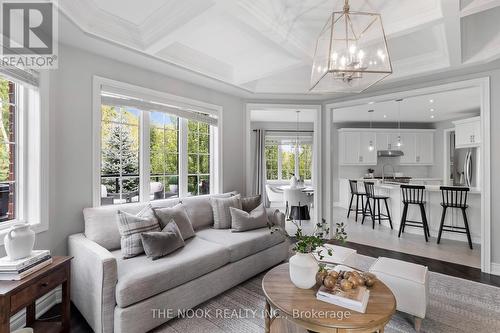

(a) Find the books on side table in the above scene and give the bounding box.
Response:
[0,250,52,281]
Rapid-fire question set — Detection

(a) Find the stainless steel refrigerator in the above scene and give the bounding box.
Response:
[450,133,479,187]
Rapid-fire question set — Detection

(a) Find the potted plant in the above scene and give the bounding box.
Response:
[270,219,347,289]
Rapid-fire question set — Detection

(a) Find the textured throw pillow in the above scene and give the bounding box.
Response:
[210,194,242,229]
[141,220,185,260]
[230,203,269,232]
[154,203,195,240]
[116,204,161,259]
[241,195,262,213]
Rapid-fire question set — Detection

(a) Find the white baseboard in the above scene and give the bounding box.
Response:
[491,262,500,276]
[10,287,62,331]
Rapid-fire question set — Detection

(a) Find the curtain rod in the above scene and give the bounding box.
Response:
[252,129,314,133]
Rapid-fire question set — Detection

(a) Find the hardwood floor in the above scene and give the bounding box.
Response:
[330,240,500,288]
[46,241,500,332]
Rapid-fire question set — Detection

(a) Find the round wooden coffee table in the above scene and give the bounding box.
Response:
[262,264,396,333]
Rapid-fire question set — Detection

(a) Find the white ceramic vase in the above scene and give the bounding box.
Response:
[4,224,35,260]
[289,252,318,289]
[289,176,298,188]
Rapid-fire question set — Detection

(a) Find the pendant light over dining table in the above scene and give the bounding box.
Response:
[310,0,392,93]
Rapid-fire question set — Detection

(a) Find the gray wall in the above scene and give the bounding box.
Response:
[0,44,246,256]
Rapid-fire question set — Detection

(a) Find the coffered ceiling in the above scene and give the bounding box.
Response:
[58,0,500,97]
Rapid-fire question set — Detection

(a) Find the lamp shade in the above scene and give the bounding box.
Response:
[310,4,392,93]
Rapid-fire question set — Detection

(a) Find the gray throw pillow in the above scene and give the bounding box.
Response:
[230,203,269,232]
[116,204,161,259]
[210,194,242,229]
[141,221,185,260]
[154,203,195,240]
[241,195,262,213]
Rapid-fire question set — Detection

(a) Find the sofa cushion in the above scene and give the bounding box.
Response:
[241,195,261,213]
[196,227,285,262]
[181,193,233,230]
[114,237,230,307]
[210,194,242,229]
[116,205,161,259]
[230,204,268,232]
[154,203,195,240]
[141,221,185,260]
[84,198,180,250]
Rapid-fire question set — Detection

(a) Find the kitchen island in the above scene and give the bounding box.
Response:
[338,179,481,244]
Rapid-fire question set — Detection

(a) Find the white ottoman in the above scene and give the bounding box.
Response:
[313,244,356,264]
[369,257,428,332]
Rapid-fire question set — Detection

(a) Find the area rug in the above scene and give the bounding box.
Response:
[152,254,500,333]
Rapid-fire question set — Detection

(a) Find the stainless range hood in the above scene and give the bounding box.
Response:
[377,150,404,157]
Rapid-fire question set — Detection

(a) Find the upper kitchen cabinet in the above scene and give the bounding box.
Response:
[399,132,434,165]
[453,117,481,148]
[398,133,416,164]
[338,129,434,165]
[415,132,434,164]
[338,130,377,165]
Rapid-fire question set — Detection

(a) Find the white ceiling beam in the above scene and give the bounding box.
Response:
[234,62,306,85]
[215,0,313,62]
[441,0,462,67]
[460,0,500,17]
[143,2,219,54]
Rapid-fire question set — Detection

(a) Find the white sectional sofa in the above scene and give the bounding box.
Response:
[68,193,288,333]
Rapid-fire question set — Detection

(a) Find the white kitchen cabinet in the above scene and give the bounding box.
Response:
[338,131,376,165]
[376,133,389,150]
[415,132,434,164]
[399,133,417,164]
[359,132,377,164]
[339,131,361,165]
[338,129,434,165]
[453,116,481,148]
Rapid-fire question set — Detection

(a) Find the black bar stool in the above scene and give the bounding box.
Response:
[361,182,393,229]
[437,186,473,249]
[398,185,430,242]
[347,180,366,222]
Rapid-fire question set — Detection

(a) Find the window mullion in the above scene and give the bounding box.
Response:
[139,111,150,202]
[179,118,188,197]
[277,145,282,181]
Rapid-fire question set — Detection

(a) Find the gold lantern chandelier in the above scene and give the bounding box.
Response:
[310,0,392,93]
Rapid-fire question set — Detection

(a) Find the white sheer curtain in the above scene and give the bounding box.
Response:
[253,129,269,206]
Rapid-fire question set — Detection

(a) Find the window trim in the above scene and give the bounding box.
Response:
[0,71,49,241]
[92,76,223,207]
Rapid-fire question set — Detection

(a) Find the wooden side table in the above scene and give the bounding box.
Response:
[0,256,72,333]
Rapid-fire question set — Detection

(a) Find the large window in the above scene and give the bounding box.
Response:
[265,135,313,182]
[0,70,45,231]
[187,120,210,195]
[150,112,179,199]
[265,143,278,180]
[101,106,140,204]
[0,79,16,221]
[97,82,219,206]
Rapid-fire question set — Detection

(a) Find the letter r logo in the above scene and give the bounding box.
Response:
[2,2,53,55]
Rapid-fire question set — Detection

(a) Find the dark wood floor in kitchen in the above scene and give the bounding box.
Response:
[331,240,500,288]
[53,241,500,332]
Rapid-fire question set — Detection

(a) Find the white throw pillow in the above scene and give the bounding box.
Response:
[210,194,242,229]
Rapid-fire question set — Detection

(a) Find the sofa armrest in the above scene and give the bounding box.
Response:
[68,233,117,333]
[266,208,285,229]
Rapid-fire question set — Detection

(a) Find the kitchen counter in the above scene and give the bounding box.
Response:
[338,178,481,244]
[375,182,482,194]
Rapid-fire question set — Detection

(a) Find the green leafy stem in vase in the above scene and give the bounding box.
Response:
[269,218,347,261]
